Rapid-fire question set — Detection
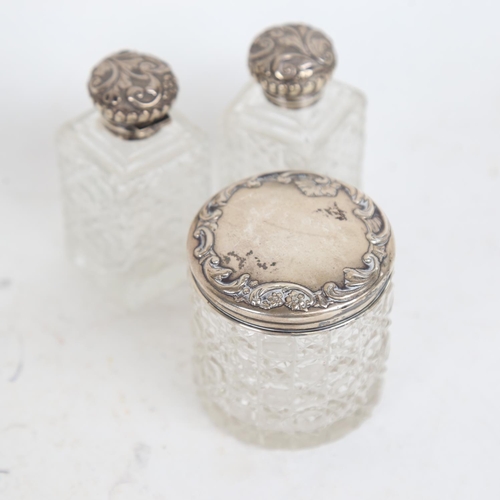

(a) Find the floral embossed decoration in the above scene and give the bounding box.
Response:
[192,171,392,313]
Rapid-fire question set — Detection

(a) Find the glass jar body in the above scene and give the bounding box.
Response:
[191,282,393,448]
[216,79,366,191]
[57,110,209,307]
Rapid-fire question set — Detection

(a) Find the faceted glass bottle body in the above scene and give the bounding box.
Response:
[57,110,209,306]
[192,282,393,449]
[216,79,366,190]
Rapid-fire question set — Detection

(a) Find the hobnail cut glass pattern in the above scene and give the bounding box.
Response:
[192,283,393,448]
[216,79,366,191]
[57,110,209,306]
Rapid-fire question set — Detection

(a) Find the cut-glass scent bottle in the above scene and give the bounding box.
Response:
[216,24,366,190]
[188,171,395,448]
[56,50,209,306]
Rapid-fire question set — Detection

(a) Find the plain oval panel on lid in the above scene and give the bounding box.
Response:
[214,181,367,290]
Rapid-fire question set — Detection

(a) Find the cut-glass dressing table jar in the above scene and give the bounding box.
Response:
[188,171,395,448]
[57,50,208,306]
[216,24,366,190]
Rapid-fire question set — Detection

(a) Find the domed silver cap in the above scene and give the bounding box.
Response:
[88,50,178,140]
[248,24,336,109]
[188,171,395,334]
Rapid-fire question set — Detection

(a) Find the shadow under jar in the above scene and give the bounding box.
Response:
[187,171,395,448]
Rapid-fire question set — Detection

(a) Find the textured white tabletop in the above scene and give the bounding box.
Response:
[1,1,499,498]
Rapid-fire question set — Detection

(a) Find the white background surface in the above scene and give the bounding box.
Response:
[1,0,500,498]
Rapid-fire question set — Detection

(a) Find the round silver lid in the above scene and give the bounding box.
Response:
[248,24,336,109]
[88,50,178,140]
[188,171,395,334]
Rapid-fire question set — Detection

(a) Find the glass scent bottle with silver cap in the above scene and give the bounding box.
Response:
[56,50,209,306]
[188,171,395,448]
[216,24,366,190]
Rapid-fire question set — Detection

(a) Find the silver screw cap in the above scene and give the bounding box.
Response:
[248,24,336,109]
[88,50,178,140]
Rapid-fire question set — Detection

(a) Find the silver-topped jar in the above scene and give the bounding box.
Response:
[56,50,209,307]
[215,24,366,190]
[188,171,395,448]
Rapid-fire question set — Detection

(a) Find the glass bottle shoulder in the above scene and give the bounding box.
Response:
[57,109,206,178]
[224,78,366,130]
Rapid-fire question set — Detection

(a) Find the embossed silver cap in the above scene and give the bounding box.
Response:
[88,50,178,140]
[188,171,395,334]
[248,24,336,109]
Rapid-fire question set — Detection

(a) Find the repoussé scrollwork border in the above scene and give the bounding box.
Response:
[193,172,391,312]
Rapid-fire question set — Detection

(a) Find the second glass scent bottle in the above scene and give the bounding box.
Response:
[56,50,209,307]
[216,23,366,189]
